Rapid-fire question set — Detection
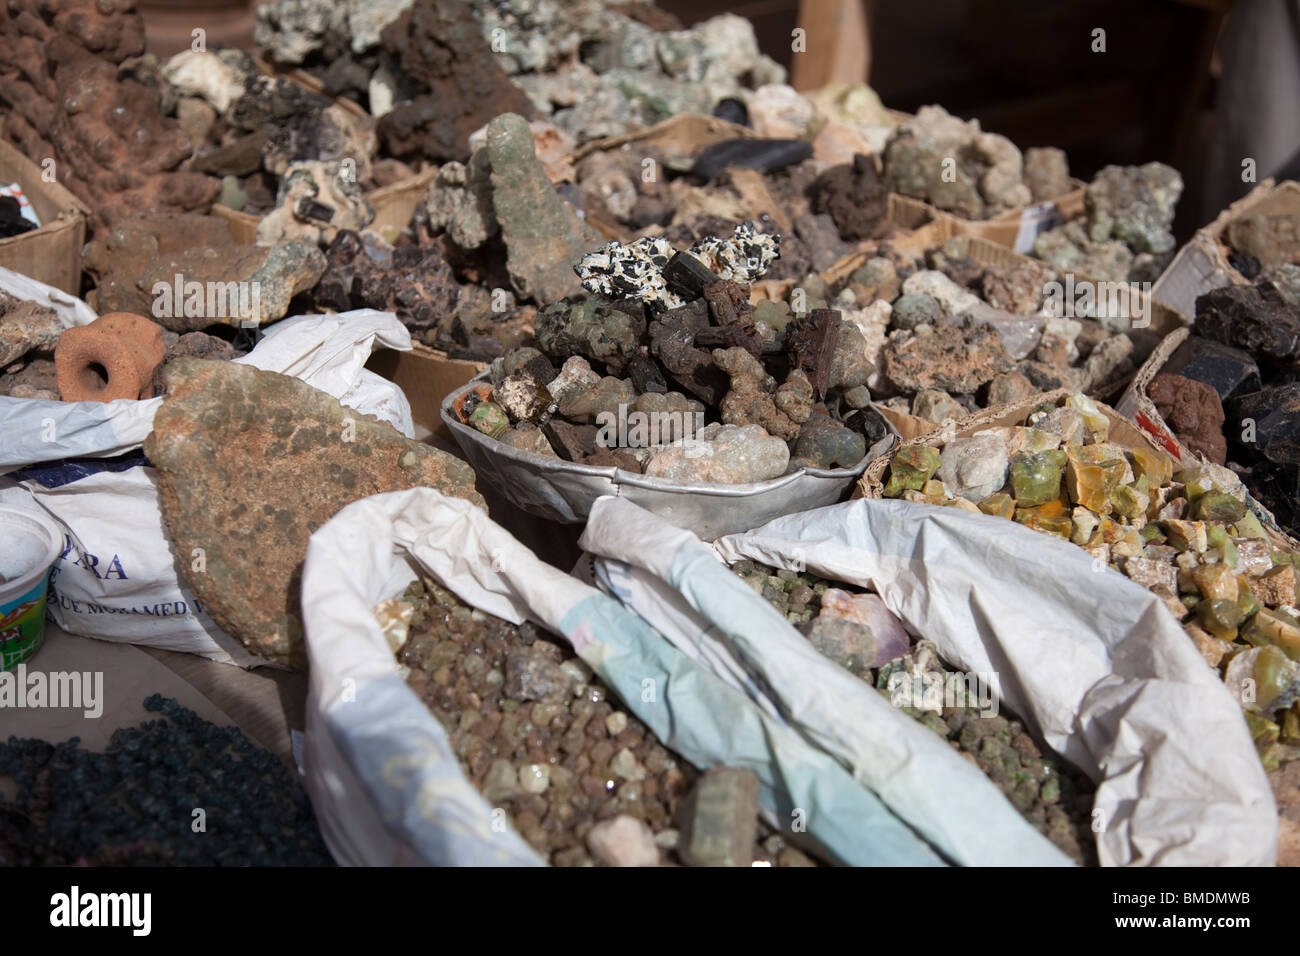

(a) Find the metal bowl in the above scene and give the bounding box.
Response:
[441,378,898,540]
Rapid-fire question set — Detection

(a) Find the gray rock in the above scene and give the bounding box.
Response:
[487,113,597,304]
[938,433,1009,501]
[891,292,945,331]
[912,388,964,425]
[678,767,759,867]
[986,370,1037,407]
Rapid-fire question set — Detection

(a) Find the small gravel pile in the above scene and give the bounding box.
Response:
[395,576,820,866]
[0,695,333,866]
[730,559,1097,865]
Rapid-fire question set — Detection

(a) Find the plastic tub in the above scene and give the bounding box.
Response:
[0,505,62,670]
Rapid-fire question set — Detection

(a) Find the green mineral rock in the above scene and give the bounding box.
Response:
[1243,608,1300,660]
[884,445,942,497]
[470,401,510,438]
[1193,491,1247,523]
[978,492,1015,519]
[1009,450,1064,508]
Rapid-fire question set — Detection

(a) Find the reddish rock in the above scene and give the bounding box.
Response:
[377,0,533,163]
[0,1,217,235]
[1148,372,1227,464]
[55,312,166,403]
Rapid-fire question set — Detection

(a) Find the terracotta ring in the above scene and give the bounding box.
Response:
[55,312,167,403]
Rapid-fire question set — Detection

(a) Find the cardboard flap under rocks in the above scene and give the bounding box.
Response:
[579,496,1073,866]
[706,498,1276,866]
[300,487,952,867]
[3,309,424,665]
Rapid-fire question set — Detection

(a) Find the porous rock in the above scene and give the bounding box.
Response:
[145,358,484,667]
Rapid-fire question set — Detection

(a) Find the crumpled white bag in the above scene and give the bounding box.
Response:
[693,497,1275,867]
[0,273,418,664]
[580,496,1073,867]
[300,488,955,866]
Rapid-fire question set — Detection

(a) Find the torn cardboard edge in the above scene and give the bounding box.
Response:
[1152,179,1300,323]
[0,136,90,296]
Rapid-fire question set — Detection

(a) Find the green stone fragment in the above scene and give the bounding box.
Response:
[883,445,943,497]
[978,492,1015,519]
[1199,597,1245,631]
[1231,510,1268,540]
[1193,491,1247,523]
[1009,452,1063,507]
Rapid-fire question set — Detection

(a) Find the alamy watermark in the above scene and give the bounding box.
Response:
[152,274,261,322]
[0,663,103,718]
[887,668,999,717]
[595,404,709,457]
[1042,274,1150,328]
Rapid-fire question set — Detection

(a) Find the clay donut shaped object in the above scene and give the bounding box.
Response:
[55,312,167,403]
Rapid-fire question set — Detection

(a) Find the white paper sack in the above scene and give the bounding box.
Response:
[581,497,1072,867]
[710,498,1277,867]
[301,489,950,866]
[0,292,418,663]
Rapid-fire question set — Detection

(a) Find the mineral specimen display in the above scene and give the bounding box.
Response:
[145,359,484,667]
[881,392,1300,770]
[1033,163,1183,283]
[389,576,821,866]
[453,222,893,481]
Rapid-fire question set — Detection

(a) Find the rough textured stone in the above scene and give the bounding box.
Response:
[0,1,218,235]
[255,160,375,246]
[912,388,964,425]
[0,293,62,367]
[313,230,460,331]
[488,113,596,304]
[678,767,759,867]
[645,422,788,483]
[83,215,326,332]
[1023,147,1071,203]
[1148,373,1227,465]
[809,154,891,241]
[938,433,1010,501]
[145,358,484,667]
[986,370,1037,407]
[377,0,534,163]
[883,325,1014,394]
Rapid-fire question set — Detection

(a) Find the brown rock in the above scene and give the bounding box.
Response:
[986,370,1037,407]
[55,312,166,402]
[981,261,1050,316]
[809,154,891,241]
[0,2,217,235]
[150,332,245,398]
[83,215,326,332]
[1148,373,1227,464]
[883,325,1015,394]
[145,358,484,667]
[376,0,533,163]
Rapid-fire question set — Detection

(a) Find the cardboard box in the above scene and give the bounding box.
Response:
[1151,179,1300,323]
[0,138,90,295]
[365,342,485,441]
